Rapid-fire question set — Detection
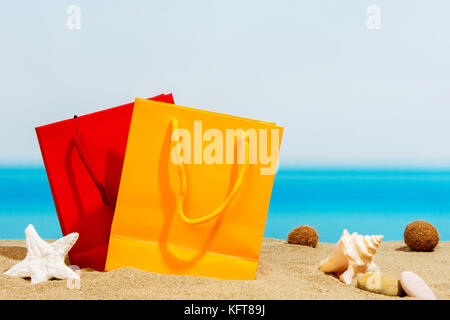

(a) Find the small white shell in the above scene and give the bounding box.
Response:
[318,229,383,284]
[400,271,437,300]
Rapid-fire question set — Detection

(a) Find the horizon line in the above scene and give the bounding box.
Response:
[2,164,450,172]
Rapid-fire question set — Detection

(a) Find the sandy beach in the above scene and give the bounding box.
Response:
[0,238,448,300]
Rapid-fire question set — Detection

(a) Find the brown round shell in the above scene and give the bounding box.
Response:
[404,220,439,251]
[287,225,319,248]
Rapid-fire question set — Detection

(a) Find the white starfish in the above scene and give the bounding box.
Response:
[4,224,80,284]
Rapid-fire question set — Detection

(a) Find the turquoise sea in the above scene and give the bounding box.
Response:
[0,167,448,242]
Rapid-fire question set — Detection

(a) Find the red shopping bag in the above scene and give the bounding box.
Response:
[35,93,175,270]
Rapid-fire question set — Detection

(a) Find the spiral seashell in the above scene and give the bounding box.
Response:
[318,229,383,285]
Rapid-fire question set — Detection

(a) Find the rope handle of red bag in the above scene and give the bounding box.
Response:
[73,128,115,208]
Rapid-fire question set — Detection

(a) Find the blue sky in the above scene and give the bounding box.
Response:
[1,0,450,167]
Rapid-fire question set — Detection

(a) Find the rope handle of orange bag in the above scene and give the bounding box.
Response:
[171,119,249,224]
[73,128,116,208]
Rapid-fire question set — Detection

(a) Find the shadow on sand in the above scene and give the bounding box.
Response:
[0,246,27,260]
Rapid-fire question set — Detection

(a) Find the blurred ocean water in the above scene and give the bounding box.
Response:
[0,167,448,242]
[268,169,450,242]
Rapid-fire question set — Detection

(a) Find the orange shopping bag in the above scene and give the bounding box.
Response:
[105,98,283,280]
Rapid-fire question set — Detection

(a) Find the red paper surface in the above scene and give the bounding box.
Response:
[35,94,175,270]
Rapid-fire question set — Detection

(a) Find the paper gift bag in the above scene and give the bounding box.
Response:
[35,94,175,271]
[105,98,283,280]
